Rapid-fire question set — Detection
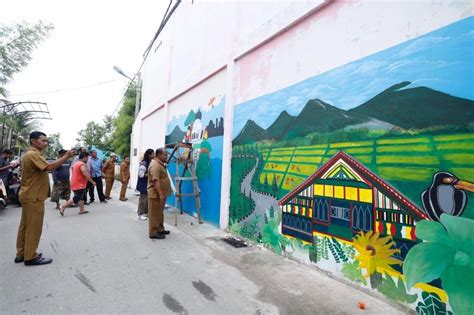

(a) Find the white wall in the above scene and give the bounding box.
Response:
[133,0,472,227]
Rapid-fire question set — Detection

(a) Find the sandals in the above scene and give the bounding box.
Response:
[59,206,65,216]
[78,210,89,215]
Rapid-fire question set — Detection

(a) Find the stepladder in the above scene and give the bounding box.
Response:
[165,142,202,225]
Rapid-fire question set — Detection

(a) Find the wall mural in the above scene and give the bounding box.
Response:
[166,95,225,226]
[230,17,473,314]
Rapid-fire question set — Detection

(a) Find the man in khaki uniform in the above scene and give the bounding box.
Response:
[102,153,116,199]
[15,131,75,266]
[147,148,171,239]
[119,155,130,201]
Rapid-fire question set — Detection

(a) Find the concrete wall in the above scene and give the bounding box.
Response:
[134,1,474,313]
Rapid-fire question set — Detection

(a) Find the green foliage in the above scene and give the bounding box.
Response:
[320,237,329,260]
[376,274,417,304]
[309,236,320,263]
[111,86,136,157]
[404,215,474,315]
[43,133,63,159]
[269,206,275,219]
[184,110,195,127]
[330,237,348,263]
[196,152,211,179]
[228,218,241,235]
[342,261,367,285]
[262,219,289,254]
[239,215,260,241]
[76,114,114,150]
[416,292,453,315]
[0,21,53,95]
[229,157,256,221]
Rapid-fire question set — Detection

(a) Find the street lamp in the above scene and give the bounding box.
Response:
[113,66,141,118]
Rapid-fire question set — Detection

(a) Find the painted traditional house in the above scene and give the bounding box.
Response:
[279,151,429,259]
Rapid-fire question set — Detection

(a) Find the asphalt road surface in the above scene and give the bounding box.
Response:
[0,184,407,314]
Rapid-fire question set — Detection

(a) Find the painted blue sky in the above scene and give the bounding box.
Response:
[167,96,225,134]
[233,16,474,138]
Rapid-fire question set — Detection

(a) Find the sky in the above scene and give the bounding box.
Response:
[1,0,169,148]
[233,16,474,138]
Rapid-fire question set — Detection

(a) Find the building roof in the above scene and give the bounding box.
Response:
[278,151,429,220]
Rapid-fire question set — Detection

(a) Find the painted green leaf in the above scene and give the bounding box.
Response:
[342,260,367,285]
[376,274,417,304]
[415,220,452,247]
[440,214,474,261]
[416,292,452,315]
[441,265,474,315]
[403,242,455,289]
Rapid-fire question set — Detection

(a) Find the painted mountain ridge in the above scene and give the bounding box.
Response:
[349,81,474,129]
[233,82,474,144]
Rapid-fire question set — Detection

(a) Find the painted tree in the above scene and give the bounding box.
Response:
[184,110,196,127]
[272,174,279,196]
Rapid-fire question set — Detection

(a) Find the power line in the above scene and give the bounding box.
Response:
[10,79,120,97]
[110,0,181,117]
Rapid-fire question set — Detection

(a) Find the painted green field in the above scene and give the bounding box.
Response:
[237,132,474,218]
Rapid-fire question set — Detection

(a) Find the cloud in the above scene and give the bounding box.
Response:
[398,36,450,57]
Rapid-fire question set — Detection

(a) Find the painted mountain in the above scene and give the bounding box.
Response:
[233,119,269,144]
[166,125,186,144]
[266,110,295,140]
[233,83,474,144]
[349,81,474,129]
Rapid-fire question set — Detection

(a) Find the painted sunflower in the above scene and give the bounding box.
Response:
[353,231,401,277]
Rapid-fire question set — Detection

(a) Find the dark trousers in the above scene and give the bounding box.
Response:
[83,181,94,202]
[92,176,106,202]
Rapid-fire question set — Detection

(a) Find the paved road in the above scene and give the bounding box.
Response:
[240,157,280,228]
[0,184,407,314]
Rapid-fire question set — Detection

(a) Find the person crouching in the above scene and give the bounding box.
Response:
[59,152,96,215]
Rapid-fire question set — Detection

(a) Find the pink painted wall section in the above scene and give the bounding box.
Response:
[234,0,470,105]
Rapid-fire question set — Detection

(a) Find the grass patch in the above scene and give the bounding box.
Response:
[435,142,474,151]
[266,156,292,162]
[292,155,323,163]
[377,167,436,181]
[376,155,439,165]
[281,174,307,190]
[441,153,474,165]
[327,147,373,155]
[330,141,374,148]
[295,149,327,155]
[297,144,328,149]
[449,168,474,179]
[288,163,318,175]
[434,133,474,142]
[377,144,432,153]
[351,155,373,164]
[264,163,288,172]
[377,137,430,145]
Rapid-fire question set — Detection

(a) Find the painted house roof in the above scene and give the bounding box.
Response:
[278,151,429,220]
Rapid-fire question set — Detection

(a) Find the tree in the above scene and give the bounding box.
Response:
[43,133,63,158]
[0,21,53,96]
[76,121,106,148]
[184,110,195,127]
[111,86,135,157]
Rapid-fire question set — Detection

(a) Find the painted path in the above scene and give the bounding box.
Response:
[240,157,280,229]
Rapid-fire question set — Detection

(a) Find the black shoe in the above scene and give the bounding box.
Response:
[105,197,112,200]
[14,252,42,263]
[158,230,170,235]
[89,200,95,203]
[149,234,166,239]
[24,256,53,266]
[100,200,108,203]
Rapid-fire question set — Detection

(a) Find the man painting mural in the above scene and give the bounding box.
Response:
[15,131,75,266]
[147,148,171,239]
[103,153,116,200]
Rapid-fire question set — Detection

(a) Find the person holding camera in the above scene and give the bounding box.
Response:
[50,149,72,210]
[15,131,75,266]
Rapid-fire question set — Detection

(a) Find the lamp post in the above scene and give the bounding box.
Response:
[113,66,141,118]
